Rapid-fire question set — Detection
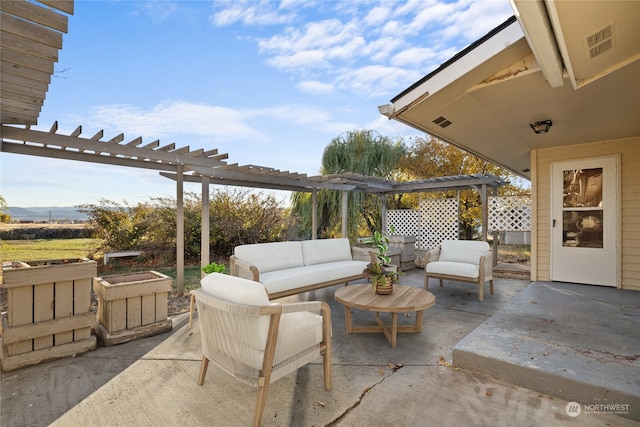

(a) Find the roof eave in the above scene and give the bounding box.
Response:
[383,16,523,117]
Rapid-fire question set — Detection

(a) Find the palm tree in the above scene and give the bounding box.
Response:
[291,130,405,240]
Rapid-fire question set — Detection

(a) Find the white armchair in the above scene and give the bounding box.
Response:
[192,273,332,427]
[424,240,494,301]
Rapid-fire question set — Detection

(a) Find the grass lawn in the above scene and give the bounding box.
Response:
[1,238,100,262]
[1,238,205,294]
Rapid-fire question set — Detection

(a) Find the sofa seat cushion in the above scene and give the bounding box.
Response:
[439,240,490,265]
[301,238,353,266]
[241,310,323,370]
[426,261,480,279]
[234,241,303,273]
[260,260,368,295]
[272,311,323,363]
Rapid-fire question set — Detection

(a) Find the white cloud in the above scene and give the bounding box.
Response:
[211,0,295,26]
[209,0,514,100]
[335,65,422,98]
[254,104,355,134]
[73,100,353,148]
[392,47,438,67]
[441,0,513,41]
[363,6,392,27]
[258,19,360,56]
[138,2,180,23]
[266,49,330,71]
[87,101,266,142]
[298,80,334,94]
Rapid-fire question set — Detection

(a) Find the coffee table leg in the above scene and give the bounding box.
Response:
[415,310,424,333]
[391,313,398,348]
[344,306,353,333]
[375,312,398,348]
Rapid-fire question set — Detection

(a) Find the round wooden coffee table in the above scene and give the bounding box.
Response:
[334,283,435,348]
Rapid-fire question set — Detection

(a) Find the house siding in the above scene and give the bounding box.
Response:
[531,136,640,291]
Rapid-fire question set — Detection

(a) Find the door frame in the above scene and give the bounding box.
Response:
[549,154,621,288]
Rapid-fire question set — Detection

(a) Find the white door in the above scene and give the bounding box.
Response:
[551,156,619,286]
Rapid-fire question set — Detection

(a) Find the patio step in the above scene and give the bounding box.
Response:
[492,262,530,280]
[453,281,640,422]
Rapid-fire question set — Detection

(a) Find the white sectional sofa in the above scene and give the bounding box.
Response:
[423,240,494,301]
[230,238,369,299]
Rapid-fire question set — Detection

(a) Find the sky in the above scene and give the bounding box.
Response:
[1,0,514,208]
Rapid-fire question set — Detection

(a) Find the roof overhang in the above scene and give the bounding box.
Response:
[382,1,640,179]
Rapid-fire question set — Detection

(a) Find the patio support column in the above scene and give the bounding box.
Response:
[201,176,210,277]
[176,164,185,297]
[312,188,317,240]
[480,183,488,242]
[381,194,387,233]
[341,190,348,238]
[490,186,499,265]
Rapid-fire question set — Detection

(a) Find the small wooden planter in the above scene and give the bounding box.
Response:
[93,271,173,346]
[1,258,97,372]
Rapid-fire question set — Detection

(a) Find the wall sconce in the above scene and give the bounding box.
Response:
[530,119,552,134]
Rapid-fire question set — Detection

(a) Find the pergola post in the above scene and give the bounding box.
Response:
[176,164,185,297]
[480,183,488,242]
[381,194,387,233]
[312,188,317,240]
[201,176,210,277]
[341,190,348,238]
[469,183,489,242]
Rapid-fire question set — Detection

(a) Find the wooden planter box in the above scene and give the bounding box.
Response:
[0,258,97,372]
[93,271,173,346]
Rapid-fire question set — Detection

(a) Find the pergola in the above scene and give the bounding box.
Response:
[1,123,505,294]
[0,0,506,296]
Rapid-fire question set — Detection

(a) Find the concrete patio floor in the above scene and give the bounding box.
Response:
[2,270,638,426]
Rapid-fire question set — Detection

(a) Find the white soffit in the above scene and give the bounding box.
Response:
[545,0,640,90]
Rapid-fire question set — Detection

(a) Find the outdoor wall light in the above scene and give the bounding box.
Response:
[530,119,553,134]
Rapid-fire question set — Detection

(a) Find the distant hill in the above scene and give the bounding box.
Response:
[8,207,88,222]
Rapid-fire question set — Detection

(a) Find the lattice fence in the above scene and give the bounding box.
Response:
[387,199,458,250]
[488,196,532,232]
[418,198,459,249]
[386,196,531,249]
[386,209,418,236]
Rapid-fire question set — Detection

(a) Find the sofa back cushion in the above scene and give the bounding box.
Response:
[302,238,352,266]
[234,241,303,273]
[439,240,490,264]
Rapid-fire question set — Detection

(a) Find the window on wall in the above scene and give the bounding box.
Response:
[562,168,603,248]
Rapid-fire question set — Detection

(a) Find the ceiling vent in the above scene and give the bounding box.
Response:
[585,23,614,59]
[433,116,452,128]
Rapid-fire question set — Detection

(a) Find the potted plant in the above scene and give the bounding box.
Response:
[362,262,400,295]
[361,228,401,294]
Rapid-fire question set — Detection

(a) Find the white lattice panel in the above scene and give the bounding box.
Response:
[488,196,532,232]
[386,210,418,236]
[418,198,458,250]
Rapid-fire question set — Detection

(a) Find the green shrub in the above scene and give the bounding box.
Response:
[77,189,295,263]
[201,262,226,274]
